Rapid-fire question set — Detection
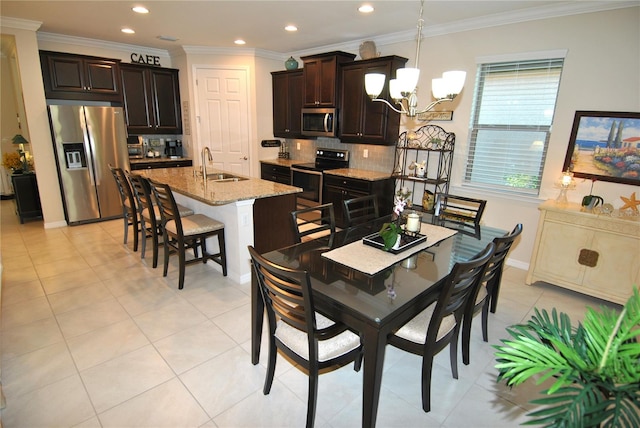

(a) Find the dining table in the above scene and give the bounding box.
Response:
[250,215,506,427]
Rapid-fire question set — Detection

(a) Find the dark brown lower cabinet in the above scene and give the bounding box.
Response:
[11,173,43,223]
[323,174,394,229]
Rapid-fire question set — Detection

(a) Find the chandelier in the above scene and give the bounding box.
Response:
[364,0,466,118]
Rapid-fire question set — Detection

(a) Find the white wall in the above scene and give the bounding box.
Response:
[373,7,640,269]
[1,40,22,195]
[0,23,66,227]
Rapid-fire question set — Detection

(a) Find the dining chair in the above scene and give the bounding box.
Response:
[343,195,379,227]
[109,165,139,251]
[290,203,336,244]
[149,179,227,289]
[387,242,495,413]
[127,172,194,268]
[462,223,523,365]
[439,194,487,238]
[247,245,363,428]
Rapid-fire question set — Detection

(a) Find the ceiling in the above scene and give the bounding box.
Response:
[1,1,627,56]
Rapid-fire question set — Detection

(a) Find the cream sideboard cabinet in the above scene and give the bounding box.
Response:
[526,200,640,304]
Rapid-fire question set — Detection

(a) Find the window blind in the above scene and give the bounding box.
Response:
[465,58,564,195]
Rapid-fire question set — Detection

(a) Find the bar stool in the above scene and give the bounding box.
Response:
[149,179,227,289]
[127,172,194,268]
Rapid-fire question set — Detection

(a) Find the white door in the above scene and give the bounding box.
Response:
[195,67,251,175]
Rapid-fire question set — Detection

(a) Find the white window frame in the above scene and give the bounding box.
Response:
[464,50,567,197]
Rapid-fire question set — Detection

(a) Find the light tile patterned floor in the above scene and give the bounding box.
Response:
[0,199,621,427]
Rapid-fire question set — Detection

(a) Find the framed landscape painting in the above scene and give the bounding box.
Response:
[562,111,640,186]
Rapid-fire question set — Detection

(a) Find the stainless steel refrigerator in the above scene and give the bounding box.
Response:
[48,104,130,224]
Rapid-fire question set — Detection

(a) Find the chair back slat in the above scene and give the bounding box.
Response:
[484,223,523,288]
[343,195,379,227]
[109,165,136,211]
[127,172,154,216]
[149,180,182,234]
[249,246,317,334]
[440,194,487,238]
[290,203,336,244]
[260,267,309,332]
[427,242,495,344]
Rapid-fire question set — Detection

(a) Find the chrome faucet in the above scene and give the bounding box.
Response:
[201,146,212,178]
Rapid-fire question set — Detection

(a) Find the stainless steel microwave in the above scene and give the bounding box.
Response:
[301,108,337,137]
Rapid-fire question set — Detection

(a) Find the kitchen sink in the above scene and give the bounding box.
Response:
[206,173,248,182]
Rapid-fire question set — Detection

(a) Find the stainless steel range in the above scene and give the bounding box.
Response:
[291,148,349,208]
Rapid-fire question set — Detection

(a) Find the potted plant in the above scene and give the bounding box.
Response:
[379,187,412,251]
[4,134,32,173]
[494,288,640,427]
[2,152,24,173]
[379,221,403,251]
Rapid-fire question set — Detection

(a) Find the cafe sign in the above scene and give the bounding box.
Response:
[130,53,161,66]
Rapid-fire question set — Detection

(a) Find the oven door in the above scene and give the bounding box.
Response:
[291,167,323,207]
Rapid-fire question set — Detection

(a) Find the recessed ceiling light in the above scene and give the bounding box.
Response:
[121,28,135,34]
[234,39,246,45]
[285,25,297,32]
[157,35,178,42]
[132,6,149,14]
[359,4,374,13]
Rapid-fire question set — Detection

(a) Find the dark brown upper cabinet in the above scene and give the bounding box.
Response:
[271,69,304,138]
[301,51,355,107]
[40,51,121,102]
[121,64,182,135]
[339,55,408,145]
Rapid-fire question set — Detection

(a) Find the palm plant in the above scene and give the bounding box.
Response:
[494,288,640,427]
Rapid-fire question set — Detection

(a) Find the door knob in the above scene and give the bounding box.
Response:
[240,156,248,160]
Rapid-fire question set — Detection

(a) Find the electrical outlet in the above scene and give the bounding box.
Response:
[297,142,301,150]
[363,149,369,158]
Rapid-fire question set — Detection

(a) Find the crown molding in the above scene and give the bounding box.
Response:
[181,45,283,61]
[37,32,171,58]
[291,0,639,55]
[1,16,42,32]
[421,0,639,38]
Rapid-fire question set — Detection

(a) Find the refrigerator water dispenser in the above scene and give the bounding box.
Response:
[63,143,87,169]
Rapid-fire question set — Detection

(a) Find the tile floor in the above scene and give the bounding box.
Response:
[0,199,621,427]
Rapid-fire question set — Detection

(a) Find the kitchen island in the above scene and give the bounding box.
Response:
[141,167,301,283]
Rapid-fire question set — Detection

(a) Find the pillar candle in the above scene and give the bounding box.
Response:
[406,212,420,232]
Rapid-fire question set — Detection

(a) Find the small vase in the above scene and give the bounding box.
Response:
[392,234,401,250]
[284,56,299,70]
[422,190,434,211]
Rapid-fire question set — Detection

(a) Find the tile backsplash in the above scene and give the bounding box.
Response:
[284,137,396,173]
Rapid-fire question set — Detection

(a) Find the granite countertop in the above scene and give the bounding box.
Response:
[260,158,299,167]
[140,167,301,206]
[260,159,393,181]
[324,168,392,181]
[130,157,192,164]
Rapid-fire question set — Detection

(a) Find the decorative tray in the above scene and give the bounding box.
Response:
[362,232,427,254]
